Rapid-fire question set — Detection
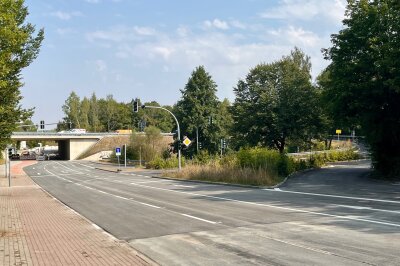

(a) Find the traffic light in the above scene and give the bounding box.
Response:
[8,148,13,158]
[177,140,182,150]
[40,120,45,129]
[222,139,226,149]
[199,142,202,149]
[133,101,139,112]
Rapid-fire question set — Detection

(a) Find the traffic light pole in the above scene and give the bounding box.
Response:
[142,105,181,171]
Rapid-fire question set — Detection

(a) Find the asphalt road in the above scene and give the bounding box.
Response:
[24,160,400,266]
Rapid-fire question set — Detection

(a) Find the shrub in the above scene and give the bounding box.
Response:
[147,156,184,169]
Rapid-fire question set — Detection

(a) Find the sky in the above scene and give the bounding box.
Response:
[21,0,347,127]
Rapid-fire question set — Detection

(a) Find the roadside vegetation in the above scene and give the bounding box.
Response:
[3,1,398,181]
[160,148,361,186]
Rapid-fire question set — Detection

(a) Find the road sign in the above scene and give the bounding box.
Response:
[335,129,342,134]
[115,147,121,156]
[183,138,191,147]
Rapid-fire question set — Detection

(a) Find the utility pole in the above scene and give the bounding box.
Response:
[196,127,199,153]
[142,104,182,170]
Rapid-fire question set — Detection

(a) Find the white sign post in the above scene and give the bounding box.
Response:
[116,147,121,170]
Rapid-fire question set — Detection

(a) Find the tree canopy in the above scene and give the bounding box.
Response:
[323,0,400,177]
[0,0,44,150]
[231,48,324,153]
[176,66,229,156]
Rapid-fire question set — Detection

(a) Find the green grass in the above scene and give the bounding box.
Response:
[160,148,363,187]
[167,164,284,187]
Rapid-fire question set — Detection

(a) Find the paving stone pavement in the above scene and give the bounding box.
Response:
[0,161,157,266]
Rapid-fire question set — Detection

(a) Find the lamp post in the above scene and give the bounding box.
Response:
[142,105,182,170]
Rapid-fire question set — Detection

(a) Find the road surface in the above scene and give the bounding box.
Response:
[23,160,400,265]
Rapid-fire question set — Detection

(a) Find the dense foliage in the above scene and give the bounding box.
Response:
[231,48,326,153]
[176,66,232,156]
[323,0,400,178]
[0,0,43,150]
[60,92,174,133]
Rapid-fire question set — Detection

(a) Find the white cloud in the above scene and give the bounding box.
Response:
[260,0,346,24]
[51,11,82,21]
[87,26,157,42]
[87,19,334,99]
[133,26,156,36]
[203,19,230,30]
[267,26,322,47]
[95,60,107,72]
[56,28,76,36]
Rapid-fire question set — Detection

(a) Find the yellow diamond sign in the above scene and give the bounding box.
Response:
[183,138,191,147]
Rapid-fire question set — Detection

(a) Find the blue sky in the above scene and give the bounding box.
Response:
[21,0,347,126]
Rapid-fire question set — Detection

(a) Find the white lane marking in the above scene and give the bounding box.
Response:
[335,205,400,214]
[73,162,96,169]
[131,180,170,184]
[37,173,41,175]
[181,214,219,224]
[174,185,195,188]
[52,161,81,173]
[267,189,400,205]
[129,182,400,228]
[44,167,162,209]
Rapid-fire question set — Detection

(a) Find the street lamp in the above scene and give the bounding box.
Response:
[141,104,182,171]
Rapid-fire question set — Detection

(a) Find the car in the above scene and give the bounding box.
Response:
[36,155,46,161]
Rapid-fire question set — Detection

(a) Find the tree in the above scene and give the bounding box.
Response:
[0,0,44,150]
[231,48,323,153]
[176,66,221,155]
[62,91,81,128]
[323,0,400,178]
[79,97,90,130]
[89,93,102,132]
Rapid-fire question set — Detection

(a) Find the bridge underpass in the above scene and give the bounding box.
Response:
[11,132,105,160]
[11,132,174,160]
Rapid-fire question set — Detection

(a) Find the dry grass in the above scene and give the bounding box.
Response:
[167,164,284,187]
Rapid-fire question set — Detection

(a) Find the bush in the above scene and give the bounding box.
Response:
[147,156,184,169]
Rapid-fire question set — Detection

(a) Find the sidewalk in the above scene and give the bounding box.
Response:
[0,161,157,266]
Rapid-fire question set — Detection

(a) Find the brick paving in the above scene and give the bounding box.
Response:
[0,161,157,266]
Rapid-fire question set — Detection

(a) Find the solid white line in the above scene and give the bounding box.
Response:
[335,204,400,214]
[132,180,169,184]
[73,162,96,169]
[267,189,400,204]
[129,182,400,228]
[181,214,218,224]
[44,166,163,210]
[174,185,195,188]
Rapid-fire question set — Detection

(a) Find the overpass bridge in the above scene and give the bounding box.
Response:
[11,132,174,160]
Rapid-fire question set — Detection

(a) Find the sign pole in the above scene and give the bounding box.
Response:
[124,144,127,168]
[8,155,11,187]
[115,147,121,171]
[4,148,7,180]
